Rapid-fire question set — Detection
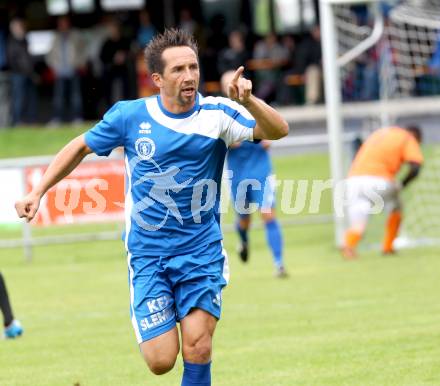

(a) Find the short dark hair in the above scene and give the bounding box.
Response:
[144,28,198,74]
[406,125,422,143]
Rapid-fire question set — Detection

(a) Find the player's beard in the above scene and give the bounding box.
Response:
[177,85,197,107]
[177,93,195,106]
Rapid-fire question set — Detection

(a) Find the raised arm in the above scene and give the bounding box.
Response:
[15,134,93,222]
[227,66,289,140]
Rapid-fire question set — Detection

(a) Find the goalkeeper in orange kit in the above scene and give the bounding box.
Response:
[342,125,423,259]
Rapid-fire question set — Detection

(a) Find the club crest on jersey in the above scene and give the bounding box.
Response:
[135,137,156,160]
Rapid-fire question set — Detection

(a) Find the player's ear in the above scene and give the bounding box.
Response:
[151,72,163,88]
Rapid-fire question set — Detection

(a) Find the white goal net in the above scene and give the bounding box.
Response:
[335,0,440,101]
[323,0,440,247]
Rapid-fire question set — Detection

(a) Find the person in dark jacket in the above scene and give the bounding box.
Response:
[46,16,86,124]
[100,20,132,110]
[7,17,37,126]
[217,30,250,76]
[294,25,322,104]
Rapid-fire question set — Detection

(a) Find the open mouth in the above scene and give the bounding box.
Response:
[181,86,196,96]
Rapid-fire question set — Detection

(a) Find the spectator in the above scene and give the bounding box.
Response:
[277,34,297,105]
[294,25,322,104]
[100,20,132,109]
[428,34,440,74]
[200,14,227,82]
[251,32,289,103]
[178,8,206,54]
[0,19,7,71]
[86,16,112,78]
[0,18,8,128]
[46,16,86,124]
[422,32,440,95]
[218,30,250,76]
[136,10,156,49]
[7,18,37,126]
[179,8,197,34]
[281,35,296,68]
[359,48,379,100]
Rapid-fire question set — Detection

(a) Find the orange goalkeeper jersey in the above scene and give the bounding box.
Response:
[349,127,423,181]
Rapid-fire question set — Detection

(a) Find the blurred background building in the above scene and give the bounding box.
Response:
[0,0,321,125]
[0,0,439,127]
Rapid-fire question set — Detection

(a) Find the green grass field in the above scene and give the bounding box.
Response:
[0,125,89,159]
[1,127,440,385]
[1,226,440,385]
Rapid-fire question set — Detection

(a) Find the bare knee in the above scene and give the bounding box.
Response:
[261,209,275,223]
[144,353,177,375]
[140,328,180,375]
[182,332,212,363]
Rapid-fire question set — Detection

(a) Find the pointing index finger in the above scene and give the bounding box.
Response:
[232,66,244,83]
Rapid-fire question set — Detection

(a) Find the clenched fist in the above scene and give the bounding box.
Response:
[15,193,41,222]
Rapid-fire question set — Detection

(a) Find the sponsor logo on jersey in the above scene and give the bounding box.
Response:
[138,121,151,134]
[139,307,174,331]
[139,295,173,331]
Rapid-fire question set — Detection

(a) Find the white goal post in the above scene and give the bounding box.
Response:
[320,0,440,247]
[320,0,384,245]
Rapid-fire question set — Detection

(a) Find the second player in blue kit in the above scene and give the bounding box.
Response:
[222,70,287,277]
[227,140,287,277]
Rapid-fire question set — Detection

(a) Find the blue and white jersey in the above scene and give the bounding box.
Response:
[227,141,272,182]
[85,93,255,255]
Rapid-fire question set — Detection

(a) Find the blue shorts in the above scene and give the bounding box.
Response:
[127,241,229,343]
[231,175,276,215]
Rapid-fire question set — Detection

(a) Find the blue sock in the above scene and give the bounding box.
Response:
[236,221,248,244]
[181,361,211,386]
[265,219,283,268]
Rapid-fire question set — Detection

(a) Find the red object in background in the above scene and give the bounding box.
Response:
[40,66,55,84]
[136,53,159,97]
[25,160,125,226]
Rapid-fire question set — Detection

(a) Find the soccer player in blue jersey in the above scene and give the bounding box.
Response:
[15,29,288,386]
[221,71,287,278]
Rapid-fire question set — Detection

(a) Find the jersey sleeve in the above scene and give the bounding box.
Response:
[402,135,424,164]
[217,98,256,147]
[84,102,126,156]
